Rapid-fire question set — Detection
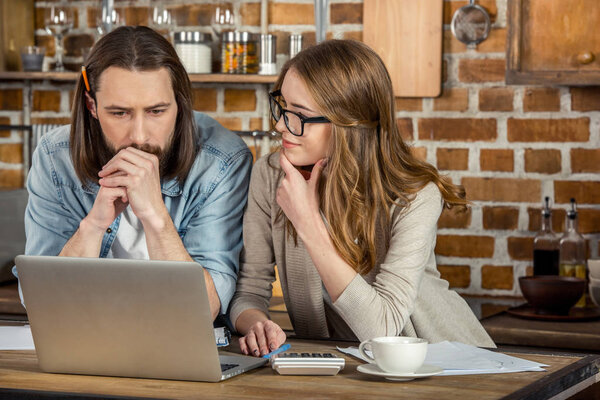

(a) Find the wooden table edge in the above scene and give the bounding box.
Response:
[500,354,600,400]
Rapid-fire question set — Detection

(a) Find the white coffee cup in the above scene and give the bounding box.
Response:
[358,336,428,374]
[588,259,600,280]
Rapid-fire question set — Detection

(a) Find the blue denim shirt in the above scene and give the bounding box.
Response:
[16,112,252,315]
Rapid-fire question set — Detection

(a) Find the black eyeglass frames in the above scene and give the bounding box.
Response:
[268,90,330,137]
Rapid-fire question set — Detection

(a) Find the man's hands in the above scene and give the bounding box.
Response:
[97,147,168,231]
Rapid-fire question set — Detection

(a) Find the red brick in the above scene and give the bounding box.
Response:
[571,148,600,173]
[507,237,534,261]
[64,34,94,57]
[571,87,600,111]
[342,31,362,41]
[555,181,600,204]
[31,117,71,125]
[418,118,496,141]
[528,208,566,233]
[479,87,514,111]
[458,59,505,83]
[435,235,495,258]
[249,118,264,131]
[579,209,600,234]
[216,117,242,131]
[437,265,471,288]
[0,169,23,188]
[479,149,514,172]
[0,89,23,110]
[35,35,55,57]
[523,88,560,112]
[437,148,469,170]
[0,117,11,138]
[397,118,413,142]
[331,3,362,24]
[270,3,313,25]
[443,0,497,24]
[240,3,260,26]
[524,149,561,174]
[462,177,540,202]
[0,144,23,164]
[482,207,519,230]
[443,30,466,54]
[224,89,256,112]
[33,90,61,112]
[438,207,472,229]
[476,28,507,53]
[119,7,150,26]
[411,146,427,161]
[481,265,514,290]
[192,88,217,112]
[433,88,469,111]
[395,98,422,111]
[507,118,589,142]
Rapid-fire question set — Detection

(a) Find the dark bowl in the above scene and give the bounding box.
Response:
[519,276,586,315]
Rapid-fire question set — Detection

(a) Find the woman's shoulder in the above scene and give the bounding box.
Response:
[392,182,443,221]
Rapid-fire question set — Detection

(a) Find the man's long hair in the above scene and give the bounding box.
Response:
[70,26,197,185]
[271,40,468,274]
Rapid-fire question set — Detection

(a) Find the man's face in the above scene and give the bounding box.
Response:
[88,66,178,163]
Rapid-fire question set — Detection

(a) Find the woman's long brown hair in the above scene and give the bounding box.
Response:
[272,40,467,274]
[70,26,197,186]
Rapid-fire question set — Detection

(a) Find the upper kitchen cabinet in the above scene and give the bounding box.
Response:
[506,0,600,85]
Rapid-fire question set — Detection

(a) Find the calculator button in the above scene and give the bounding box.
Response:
[301,353,310,357]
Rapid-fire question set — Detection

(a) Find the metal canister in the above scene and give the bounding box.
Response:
[259,34,277,75]
[289,34,303,59]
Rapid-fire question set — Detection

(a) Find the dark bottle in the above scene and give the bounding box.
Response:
[559,198,588,307]
[533,197,559,275]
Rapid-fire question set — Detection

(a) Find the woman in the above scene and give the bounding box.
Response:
[229,40,494,356]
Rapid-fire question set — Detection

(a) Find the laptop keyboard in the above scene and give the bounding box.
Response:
[221,363,239,372]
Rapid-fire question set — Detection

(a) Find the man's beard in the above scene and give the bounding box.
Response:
[103,136,175,178]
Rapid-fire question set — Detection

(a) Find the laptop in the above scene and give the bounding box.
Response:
[15,255,267,382]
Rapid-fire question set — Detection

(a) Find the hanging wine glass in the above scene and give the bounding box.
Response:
[211,4,236,38]
[96,7,124,36]
[45,6,74,72]
[151,5,175,40]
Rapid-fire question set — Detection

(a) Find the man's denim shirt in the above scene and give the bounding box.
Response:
[15,112,252,315]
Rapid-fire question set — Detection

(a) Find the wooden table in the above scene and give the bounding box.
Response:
[0,337,599,400]
[481,311,600,352]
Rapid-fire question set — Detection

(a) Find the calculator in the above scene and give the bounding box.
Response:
[270,352,345,376]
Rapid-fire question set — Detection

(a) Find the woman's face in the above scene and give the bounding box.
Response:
[276,68,332,167]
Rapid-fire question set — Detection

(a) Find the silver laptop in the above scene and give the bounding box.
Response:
[15,255,267,381]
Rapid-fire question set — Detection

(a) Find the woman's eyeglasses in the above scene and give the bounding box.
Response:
[269,90,330,137]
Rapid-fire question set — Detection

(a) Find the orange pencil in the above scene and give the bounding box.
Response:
[81,66,91,92]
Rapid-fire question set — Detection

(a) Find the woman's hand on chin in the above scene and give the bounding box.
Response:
[276,151,327,237]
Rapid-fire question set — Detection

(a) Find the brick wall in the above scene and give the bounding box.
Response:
[1,0,599,302]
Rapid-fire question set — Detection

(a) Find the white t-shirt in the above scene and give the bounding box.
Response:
[106,206,149,260]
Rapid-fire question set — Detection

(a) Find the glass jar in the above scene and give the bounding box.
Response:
[175,31,212,74]
[221,31,237,74]
[237,31,258,74]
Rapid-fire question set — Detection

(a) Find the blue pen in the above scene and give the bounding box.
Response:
[262,343,291,359]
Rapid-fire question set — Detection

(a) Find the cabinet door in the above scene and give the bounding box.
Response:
[507,0,600,85]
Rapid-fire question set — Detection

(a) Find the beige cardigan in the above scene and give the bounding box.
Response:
[229,154,495,347]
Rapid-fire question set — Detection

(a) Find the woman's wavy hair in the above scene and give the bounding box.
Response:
[271,39,467,274]
[70,26,197,185]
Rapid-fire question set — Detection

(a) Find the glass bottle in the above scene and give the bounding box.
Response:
[559,198,588,307]
[533,197,559,275]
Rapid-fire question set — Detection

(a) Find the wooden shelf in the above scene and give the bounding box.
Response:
[0,71,278,84]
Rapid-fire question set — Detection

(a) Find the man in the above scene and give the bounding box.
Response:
[19,26,252,320]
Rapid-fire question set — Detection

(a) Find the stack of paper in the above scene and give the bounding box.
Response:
[337,341,547,375]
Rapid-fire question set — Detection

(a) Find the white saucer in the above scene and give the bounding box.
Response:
[357,363,443,381]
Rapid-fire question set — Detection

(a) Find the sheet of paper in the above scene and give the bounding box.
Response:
[337,341,547,376]
[0,325,35,350]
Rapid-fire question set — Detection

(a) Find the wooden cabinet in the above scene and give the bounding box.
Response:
[0,0,34,71]
[506,0,600,85]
